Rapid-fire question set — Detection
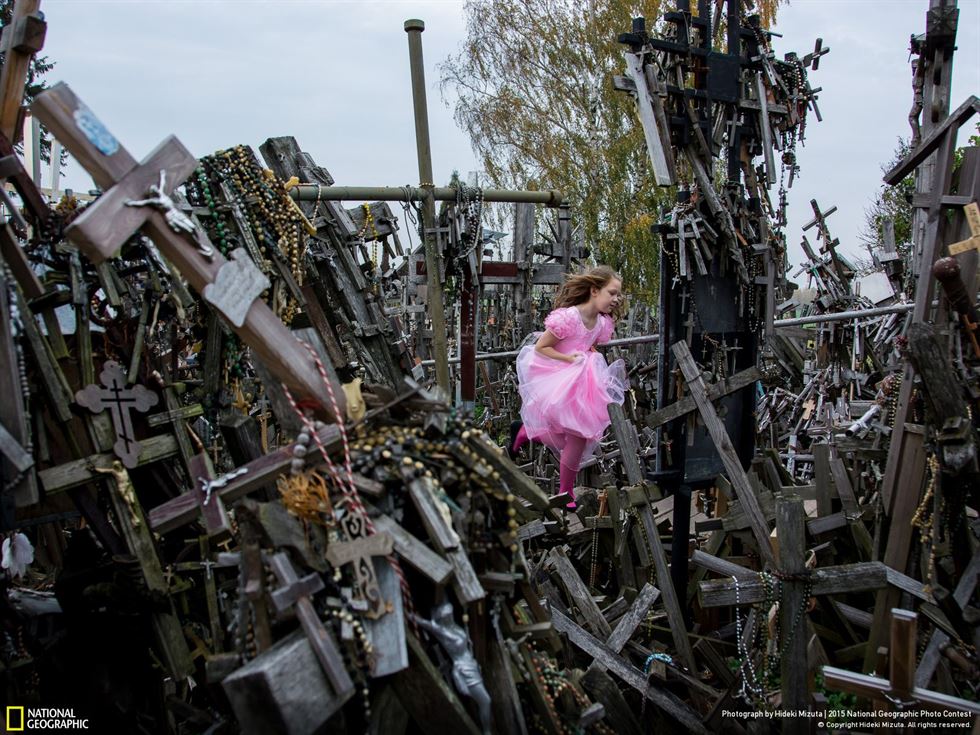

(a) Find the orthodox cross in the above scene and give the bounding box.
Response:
[30,83,347,421]
[75,360,159,468]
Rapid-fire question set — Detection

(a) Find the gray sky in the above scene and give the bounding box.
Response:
[37,0,980,278]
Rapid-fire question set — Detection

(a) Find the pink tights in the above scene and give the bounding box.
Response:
[559,435,587,508]
[512,426,586,509]
[512,425,529,453]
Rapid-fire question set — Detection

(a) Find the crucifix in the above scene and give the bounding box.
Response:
[75,360,159,468]
[29,83,347,422]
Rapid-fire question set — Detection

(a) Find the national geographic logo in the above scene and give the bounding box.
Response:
[5,707,89,730]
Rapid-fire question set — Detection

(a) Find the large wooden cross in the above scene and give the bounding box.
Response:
[30,83,346,420]
[821,608,980,718]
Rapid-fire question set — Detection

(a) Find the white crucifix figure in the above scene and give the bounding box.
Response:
[75,361,159,468]
[127,168,213,259]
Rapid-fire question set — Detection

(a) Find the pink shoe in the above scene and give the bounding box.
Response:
[565,488,577,511]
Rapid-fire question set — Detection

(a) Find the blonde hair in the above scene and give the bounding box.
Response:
[553,265,625,320]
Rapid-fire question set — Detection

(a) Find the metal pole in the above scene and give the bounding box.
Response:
[773,303,912,327]
[418,333,661,367]
[405,19,450,394]
[288,184,563,207]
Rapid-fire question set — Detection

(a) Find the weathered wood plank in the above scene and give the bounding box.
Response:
[39,434,179,494]
[672,341,776,566]
[548,546,612,639]
[605,582,660,653]
[699,561,895,607]
[551,609,708,735]
[373,513,453,585]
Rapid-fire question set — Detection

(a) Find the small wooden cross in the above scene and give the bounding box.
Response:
[802,38,829,71]
[75,360,159,468]
[268,551,355,701]
[821,608,980,718]
[30,84,346,420]
[947,201,980,255]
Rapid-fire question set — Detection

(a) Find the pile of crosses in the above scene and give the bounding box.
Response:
[2,0,980,734]
[0,6,672,735]
[600,0,979,729]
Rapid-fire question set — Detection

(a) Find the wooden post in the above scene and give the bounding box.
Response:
[95,462,193,679]
[0,0,45,142]
[776,494,809,728]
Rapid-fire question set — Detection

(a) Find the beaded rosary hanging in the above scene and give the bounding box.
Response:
[191,145,308,324]
[1,266,32,496]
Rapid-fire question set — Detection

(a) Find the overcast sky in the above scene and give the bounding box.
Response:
[35,0,980,277]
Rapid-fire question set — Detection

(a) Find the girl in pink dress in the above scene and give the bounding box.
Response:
[510,266,628,510]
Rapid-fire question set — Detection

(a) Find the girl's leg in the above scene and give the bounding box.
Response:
[512,424,530,453]
[559,434,587,509]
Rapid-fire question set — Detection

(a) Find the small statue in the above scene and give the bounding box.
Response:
[127,169,213,259]
[412,603,492,734]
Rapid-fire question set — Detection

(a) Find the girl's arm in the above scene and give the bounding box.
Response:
[534,330,579,363]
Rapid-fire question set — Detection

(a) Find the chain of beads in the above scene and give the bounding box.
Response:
[911,453,940,592]
[324,605,374,721]
[197,145,306,323]
[357,203,381,270]
[732,574,767,703]
[2,270,33,495]
[589,490,608,588]
[628,507,656,586]
[191,166,231,256]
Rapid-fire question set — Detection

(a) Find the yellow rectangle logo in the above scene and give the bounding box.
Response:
[6,706,25,731]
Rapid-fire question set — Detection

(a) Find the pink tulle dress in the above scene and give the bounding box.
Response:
[515,306,629,470]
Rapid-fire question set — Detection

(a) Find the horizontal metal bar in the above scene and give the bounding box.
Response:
[288,184,564,208]
[774,303,912,327]
[418,333,660,367]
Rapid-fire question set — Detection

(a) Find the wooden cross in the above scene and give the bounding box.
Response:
[947,201,980,255]
[821,608,980,717]
[188,451,232,541]
[75,360,159,468]
[802,38,829,71]
[647,365,762,431]
[267,551,355,701]
[30,84,346,420]
[672,340,777,566]
[0,0,46,141]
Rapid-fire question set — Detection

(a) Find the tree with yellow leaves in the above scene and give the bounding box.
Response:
[441,0,782,301]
